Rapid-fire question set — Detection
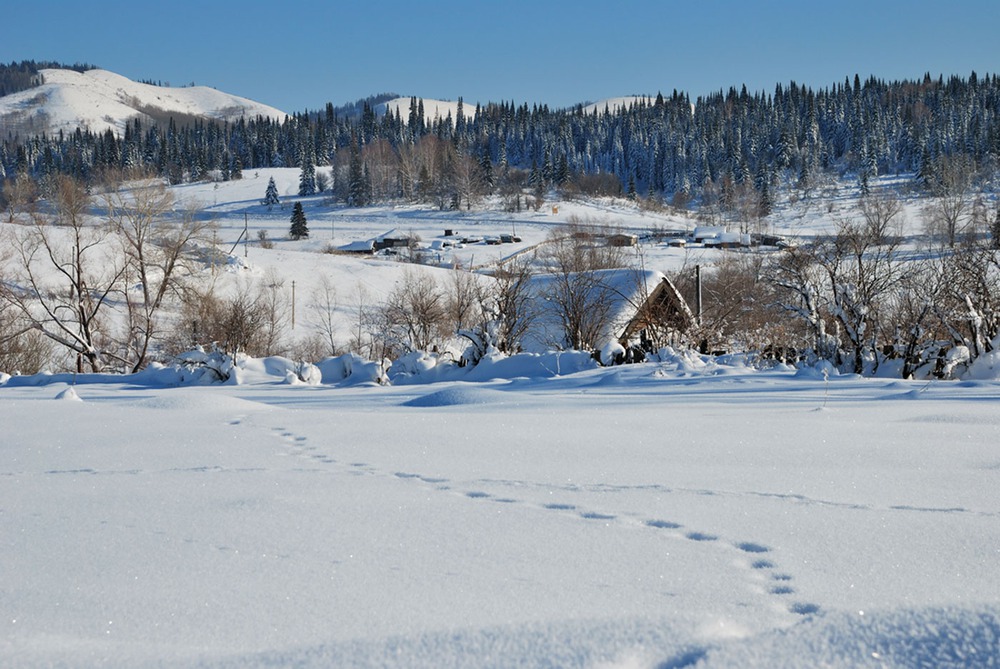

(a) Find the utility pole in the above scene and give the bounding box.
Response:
[695,265,703,326]
[244,212,249,258]
[291,280,296,329]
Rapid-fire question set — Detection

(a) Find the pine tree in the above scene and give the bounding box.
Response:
[262,176,280,208]
[298,152,316,196]
[347,142,367,207]
[992,199,1000,250]
[289,202,309,240]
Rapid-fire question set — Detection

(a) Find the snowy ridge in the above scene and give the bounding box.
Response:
[376,96,662,123]
[0,68,287,136]
[580,96,655,115]
[376,96,477,124]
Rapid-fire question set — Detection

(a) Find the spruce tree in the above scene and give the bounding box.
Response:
[262,177,280,208]
[347,143,366,207]
[992,199,1000,250]
[298,153,316,196]
[289,202,309,240]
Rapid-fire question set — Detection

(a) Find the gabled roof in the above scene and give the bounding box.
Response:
[519,268,693,352]
[375,228,413,241]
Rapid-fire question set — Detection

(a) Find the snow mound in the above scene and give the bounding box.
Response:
[965,340,1000,380]
[128,393,273,413]
[699,604,1000,668]
[215,617,699,669]
[403,385,513,408]
[54,386,82,401]
[316,354,386,385]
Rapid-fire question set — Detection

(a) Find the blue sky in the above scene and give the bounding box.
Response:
[4,1,998,113]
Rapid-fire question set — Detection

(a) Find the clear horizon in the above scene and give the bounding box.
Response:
[3,0,998,112]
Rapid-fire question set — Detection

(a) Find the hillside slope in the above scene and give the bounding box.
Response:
[0,68,287,136]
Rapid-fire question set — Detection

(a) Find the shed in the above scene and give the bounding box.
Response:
[518,269,695,354]
[618,275,696,349]
[374,229,416,251]
[607,233,638,248]
[692,226,726,244]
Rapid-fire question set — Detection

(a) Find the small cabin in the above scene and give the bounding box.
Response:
[374,229,416,251]
[607,233,638,248]
[692,226,726,244]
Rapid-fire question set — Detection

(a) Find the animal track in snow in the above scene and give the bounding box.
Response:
[685,531,718,542]
[268,445,819,626]
[790,602,820,615]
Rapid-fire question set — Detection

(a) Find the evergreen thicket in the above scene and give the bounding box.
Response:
[3,72,999,205]
[0,60,97,97]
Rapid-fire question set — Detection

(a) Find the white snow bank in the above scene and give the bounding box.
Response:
[402,385,514,408]
[127,393,274,413]
[965,336,1000,380]
[699,604,1000,668]
[316,353,386,385]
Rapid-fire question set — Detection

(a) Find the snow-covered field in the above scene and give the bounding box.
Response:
[3,170,1000,666]
[2,350,1000,667]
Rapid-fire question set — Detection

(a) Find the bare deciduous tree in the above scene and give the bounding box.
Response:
[924,154,975,247]
[458,258,537,362]
[177,272,290,358]
[935,239,1000,364]
[7,176,124,372]
[540,227,627,351]
[0,240,53,374]
[372,270,447,356]
[816,213,905,374]
[306,274,340,358]
[104,179,214,371]
[766,246,836,362]
[858,190,903,245]
[2,173,37,223]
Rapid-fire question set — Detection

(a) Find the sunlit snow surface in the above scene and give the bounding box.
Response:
[3,353,999,667]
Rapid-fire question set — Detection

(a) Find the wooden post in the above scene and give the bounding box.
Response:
[695,265,702,326]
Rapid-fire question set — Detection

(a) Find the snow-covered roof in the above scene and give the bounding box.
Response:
[520,268,671,352]
[340,240,375,253]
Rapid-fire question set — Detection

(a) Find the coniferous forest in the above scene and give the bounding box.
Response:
[1,72,998,207]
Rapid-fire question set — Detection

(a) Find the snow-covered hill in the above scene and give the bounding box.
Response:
[376,96,477,124]
[0,68,287,136]
[376,96,662,123]
[580,95,655,114]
